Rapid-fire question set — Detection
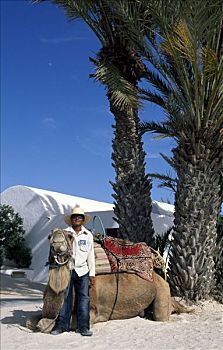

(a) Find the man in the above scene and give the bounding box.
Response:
[51,207,95,336]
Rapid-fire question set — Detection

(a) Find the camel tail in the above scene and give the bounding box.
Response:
[171,298,194,314]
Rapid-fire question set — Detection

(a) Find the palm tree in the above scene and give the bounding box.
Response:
[35,0,155,246]
[135,0,223,300]
[147,152,223,301]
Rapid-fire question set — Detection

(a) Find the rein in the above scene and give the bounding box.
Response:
[54,254,69,266]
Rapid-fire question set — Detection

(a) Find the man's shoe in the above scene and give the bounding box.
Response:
[80,329,93,336]
[51,328,65,335]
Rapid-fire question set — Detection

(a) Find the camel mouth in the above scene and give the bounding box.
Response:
[51,244,67,253]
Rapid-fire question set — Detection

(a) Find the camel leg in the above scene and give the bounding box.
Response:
[33,287,67,333]
[152,273,171,321]
[42,286,65,319]
[89,283,98,325]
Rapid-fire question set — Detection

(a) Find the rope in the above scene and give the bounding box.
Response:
[108,262,120,321]
[54,256,69,265]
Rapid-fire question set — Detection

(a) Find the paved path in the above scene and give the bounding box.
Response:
[0,273,45,300]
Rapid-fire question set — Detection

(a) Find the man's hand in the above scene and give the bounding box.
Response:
[89,276,95,287]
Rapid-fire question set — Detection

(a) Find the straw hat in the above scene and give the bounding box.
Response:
[64,207,91,226]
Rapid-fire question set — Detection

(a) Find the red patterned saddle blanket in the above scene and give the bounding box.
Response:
[94,236,154,282]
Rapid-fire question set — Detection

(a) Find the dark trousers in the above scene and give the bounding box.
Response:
[56,270,90,331]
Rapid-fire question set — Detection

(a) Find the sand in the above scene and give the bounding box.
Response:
[1,273,223,350]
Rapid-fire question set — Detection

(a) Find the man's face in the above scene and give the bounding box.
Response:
[71,214,84,226]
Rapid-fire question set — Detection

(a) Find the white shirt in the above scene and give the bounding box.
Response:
[64,226,95,277]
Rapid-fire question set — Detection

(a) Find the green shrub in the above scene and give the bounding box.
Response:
[12,240,32,268]
[0,246,5,267]
[0,204,32,268]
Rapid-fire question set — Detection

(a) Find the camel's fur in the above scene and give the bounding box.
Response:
[46,228,74,296]
[26,230,191,333]
[47,266,71,294]
[89,271,171,323]
[26,229,74,333]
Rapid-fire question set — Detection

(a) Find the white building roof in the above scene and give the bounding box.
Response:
[25,185,115,212]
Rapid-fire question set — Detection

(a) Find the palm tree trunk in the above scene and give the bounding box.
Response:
[169,132,222,301]
[109,100,155,246]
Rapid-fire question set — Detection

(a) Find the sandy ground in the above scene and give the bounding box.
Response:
[1,273,223,350]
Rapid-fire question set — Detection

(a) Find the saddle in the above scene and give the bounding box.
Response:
[94,235,154,282]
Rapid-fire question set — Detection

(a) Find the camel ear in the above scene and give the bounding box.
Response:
[48,229,55,240]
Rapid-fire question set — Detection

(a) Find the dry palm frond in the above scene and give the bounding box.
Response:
[203,47,219,76]
[162,20,194,62]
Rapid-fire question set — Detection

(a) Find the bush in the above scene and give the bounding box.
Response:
[13,240,32,268]
[0,246,5,267]
[0,204,32,268]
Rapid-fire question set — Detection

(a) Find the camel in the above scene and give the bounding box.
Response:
[26,229,190,333]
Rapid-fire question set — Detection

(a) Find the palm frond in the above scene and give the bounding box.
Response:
[160,153,176,170]
[139,89,166,108]
[139,121,174,137]
[133,0,223,132]
[139,87,186,124]
[34,0,114,45]
[143,69,173,99]
[93,59,140,111]
[148,172,177,192]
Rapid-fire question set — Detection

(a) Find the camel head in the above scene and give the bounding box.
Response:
[48,228,73,254]
[47,228,74,267]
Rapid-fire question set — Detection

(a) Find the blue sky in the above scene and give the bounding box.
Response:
[1,0,175,204]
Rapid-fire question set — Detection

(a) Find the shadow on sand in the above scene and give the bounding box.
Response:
[1,309,42,327]
[0,273,44,328]
[0,273,45,295]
